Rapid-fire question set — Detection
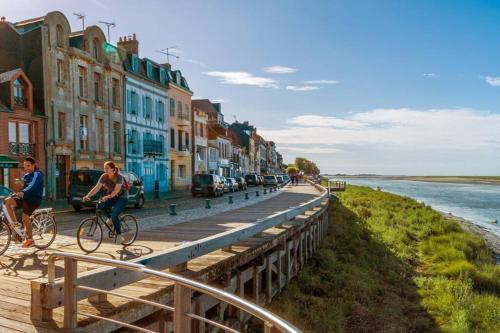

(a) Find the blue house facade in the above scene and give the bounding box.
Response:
[122,50,169,193]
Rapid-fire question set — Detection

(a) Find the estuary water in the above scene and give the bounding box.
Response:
[337,178,500,238]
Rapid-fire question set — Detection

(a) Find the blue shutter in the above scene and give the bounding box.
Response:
[142,95,146,117]
[127,90,131,114]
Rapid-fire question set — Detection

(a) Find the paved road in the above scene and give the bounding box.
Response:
[54,185,276,232]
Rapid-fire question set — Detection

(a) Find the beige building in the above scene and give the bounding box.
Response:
[192,107,208,175]
[3,11,124,199]
[167,67,193,190]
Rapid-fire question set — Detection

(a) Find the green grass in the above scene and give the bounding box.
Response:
[268,185,500,333]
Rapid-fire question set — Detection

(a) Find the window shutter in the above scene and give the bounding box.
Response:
[142,95,146,117]
[127,90,131,114]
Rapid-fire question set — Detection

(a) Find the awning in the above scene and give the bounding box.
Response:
[0,155,19,168]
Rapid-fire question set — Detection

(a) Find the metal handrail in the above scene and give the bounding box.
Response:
[49,252,301,333]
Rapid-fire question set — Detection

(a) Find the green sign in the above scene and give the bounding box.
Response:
[0,163,18,168]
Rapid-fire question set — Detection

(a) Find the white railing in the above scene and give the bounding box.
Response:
[32,183,329,332]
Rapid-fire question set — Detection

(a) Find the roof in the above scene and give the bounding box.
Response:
[0,69,21,84]
[14,16,45,26]
[192,99,220,114]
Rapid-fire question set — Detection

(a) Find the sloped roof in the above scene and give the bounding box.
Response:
[0,68,22,84]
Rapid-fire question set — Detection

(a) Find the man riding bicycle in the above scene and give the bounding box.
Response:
[4,157,44,248]
[83,161,128,244]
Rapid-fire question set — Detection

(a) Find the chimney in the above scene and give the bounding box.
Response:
[117,33,139,55]
[243,121,249,126]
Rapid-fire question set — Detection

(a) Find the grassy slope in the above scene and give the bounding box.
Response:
[268,185,500,333]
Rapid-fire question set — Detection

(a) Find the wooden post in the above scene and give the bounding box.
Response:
[174,283,192,333]
[88,293,108,303]
[266,255,272,302]
[31,282,53,322]
[264,321,281,333]
[285,240,291,283]
[63,257,78,329]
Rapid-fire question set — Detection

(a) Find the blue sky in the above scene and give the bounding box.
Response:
[3,0,500,175]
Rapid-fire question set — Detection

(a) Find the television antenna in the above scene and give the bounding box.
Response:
[98,20,116,41]
[156,46,180,64]
[73,12,85,30]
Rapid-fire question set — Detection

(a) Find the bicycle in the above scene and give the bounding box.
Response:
[76,199,138,253]
[0,195,57,254]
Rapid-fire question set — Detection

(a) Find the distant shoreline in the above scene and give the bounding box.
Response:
[328,175,500,186]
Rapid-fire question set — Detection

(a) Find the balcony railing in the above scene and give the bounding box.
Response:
[14,96,27,107]
[143,140,163,155]
[177,145,189,153]
[9,142,35,156]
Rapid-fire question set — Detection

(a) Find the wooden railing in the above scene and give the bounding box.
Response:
[31,183,328,331]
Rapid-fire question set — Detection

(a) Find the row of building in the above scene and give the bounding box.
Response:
[0,11,284,199]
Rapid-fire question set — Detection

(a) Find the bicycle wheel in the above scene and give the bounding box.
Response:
[119,214,138,246]
[77,217,103,253]
[32,212,57,249]
[0,220,11,255]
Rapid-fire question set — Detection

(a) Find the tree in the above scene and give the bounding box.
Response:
[294,157,320,175]
[286,165,299,174]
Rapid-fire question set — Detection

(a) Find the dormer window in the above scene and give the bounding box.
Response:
[93,38,101,61]
[160,68,166,84]
[146,62,153,78]
[176,72,181,85]
[56,25,64,48]
[131,55,139,72]
[13,79,26,107]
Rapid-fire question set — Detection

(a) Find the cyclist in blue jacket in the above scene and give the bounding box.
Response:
[5,157,44,248]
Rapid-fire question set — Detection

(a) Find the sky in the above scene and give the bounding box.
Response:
[3,0,500,175]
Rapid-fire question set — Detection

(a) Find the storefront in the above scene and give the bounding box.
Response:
[0,155,19,188]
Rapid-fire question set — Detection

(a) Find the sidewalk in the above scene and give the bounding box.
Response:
[40,189,192,213]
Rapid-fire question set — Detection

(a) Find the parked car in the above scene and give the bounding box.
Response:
[282,175,290,183]
[263,175,278,187]
[219,176,230,193]
[235,177,247,190]
[244,174,259,186]
[276,175,284,185]
[0,185,13,198]
[192,174,223,197]
[258,176,264,185]
[225,178,239,192]
[68,169,145,211]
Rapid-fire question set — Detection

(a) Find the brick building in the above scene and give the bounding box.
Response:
[0,69,45,187]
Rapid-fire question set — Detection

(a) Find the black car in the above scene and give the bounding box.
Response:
[68,169,145,211]
[235,177,247,190]
[245,174,259,186]
[192,174,224,197]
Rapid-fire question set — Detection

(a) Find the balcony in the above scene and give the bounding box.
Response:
[177,113,191,127]
[14,96,27,107]
[143,140,163,156]
[178,145,190,155]
[9,142,35,156]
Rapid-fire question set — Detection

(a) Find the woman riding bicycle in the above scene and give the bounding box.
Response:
[83,161,128,244]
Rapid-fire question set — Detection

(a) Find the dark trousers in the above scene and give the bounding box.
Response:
[97,197,128,235]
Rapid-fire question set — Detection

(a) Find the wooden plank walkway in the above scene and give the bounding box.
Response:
[0,184,321,332]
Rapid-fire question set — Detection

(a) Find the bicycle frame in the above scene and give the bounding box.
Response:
[92,200,117,235]
[0,196,27,240]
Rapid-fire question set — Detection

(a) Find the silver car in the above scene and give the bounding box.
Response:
[263,175,278,187]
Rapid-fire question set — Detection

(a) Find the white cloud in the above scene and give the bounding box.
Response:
[286,85,320,91]
[259,108,500,155]
[211,98,229,103]
[484,76,500,87]
[304,80,338,84]
[263,66,297,74]
[422,73,438,78]
[204,71,279,88]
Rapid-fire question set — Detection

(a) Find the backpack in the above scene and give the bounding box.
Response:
[103,173,130,193]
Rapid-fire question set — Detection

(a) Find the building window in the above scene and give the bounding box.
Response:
[160,68,166,84]
[178,130,182,151]
[112,79,119,107]
[78,66,87,97]
[93,38,100,61]
[113,122,121,154]
[96,118,104,152]
[79,115,88,151]
[8,121,34,156]
[56,60,64,83]
[146,62,153,78]
[145,97,152,119]
[13,78,26,106]
[170,128,175,148]
[56,25,64,48]
[130,91,138,114]
[177,101,182,119]
[94,73,101,102]
[178,165,186,178]
[57,112,66,139]
[170,98,175,117]
[158,101,165,122]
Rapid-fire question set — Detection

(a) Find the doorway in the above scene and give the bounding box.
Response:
[170,159,175,190]
[55,155,68,199]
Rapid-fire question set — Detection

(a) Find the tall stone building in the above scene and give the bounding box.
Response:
[0,11,125,199]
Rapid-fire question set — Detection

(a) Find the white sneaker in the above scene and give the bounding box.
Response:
[115,234,125,244]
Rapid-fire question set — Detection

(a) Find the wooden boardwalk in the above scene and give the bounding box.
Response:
[0,184,322,332]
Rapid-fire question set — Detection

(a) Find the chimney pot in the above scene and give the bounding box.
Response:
[1,16,5,22]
